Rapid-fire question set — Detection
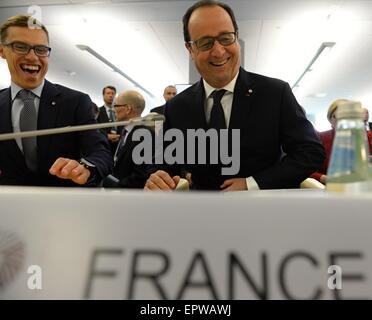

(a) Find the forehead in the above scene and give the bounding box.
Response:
[5,26,48,44]
[188,5,234,39]
[104,88,116,94]
[165,87,176,93]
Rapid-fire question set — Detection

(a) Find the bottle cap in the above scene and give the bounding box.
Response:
[335,100,363,120]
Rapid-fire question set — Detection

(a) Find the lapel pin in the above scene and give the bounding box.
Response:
[246,89,253,96]
[51,101,56,106]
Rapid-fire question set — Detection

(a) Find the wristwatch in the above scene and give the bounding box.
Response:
[79,158,96,181]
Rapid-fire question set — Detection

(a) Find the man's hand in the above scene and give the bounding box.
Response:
[144,170,180,191]
[320,174,327,184]
[49,157,91,185]
[220,178,248,192]
[108,133,120,143]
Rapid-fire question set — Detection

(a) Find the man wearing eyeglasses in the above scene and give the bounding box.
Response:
[0,15,112,186]
[102,90,152,188]
[145,0,325,191]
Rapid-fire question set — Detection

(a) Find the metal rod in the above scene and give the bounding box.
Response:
[0,113,164,141]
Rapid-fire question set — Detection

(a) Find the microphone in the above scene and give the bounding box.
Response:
[0,113,165,142]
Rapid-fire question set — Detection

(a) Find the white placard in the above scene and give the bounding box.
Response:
[0,187,371,300]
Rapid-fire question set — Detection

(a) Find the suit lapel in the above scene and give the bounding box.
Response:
[229,68,255,129]
[0,87,28,167]
[189,80,208,129]
[37,80,61,161]
[0,88,13,134]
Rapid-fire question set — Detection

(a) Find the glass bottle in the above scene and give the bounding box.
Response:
[326,100,372,193]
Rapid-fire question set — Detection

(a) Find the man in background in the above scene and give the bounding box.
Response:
[103,90,152,188]
[0,15,112,186]
[97,85,120,153]
[150,85,177,114]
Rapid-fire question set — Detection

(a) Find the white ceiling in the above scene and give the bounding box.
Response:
[1,0,372,130]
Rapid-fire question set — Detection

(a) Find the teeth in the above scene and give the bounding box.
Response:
[21,64,40,71]
[211,59,228,66]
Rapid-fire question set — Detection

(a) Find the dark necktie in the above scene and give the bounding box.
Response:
[108,108,117,131]
[18,89,37,172]
[209,89,226,129]
[113,128,128,164]
[109,108,115,122]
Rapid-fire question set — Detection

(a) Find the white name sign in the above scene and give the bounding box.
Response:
[0,187,371,299]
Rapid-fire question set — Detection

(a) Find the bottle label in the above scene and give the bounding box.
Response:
[327,131,355,177]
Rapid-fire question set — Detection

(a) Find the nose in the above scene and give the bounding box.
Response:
[24,48,39,60]
[210,40,226,57]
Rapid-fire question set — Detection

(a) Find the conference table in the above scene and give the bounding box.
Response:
[0,186,371,300]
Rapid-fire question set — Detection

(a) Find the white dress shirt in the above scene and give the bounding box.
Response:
[202,73,259,190]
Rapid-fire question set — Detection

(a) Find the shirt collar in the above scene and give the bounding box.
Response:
[124,123,135,134]
[11,80,45,101]
[203,71,239,99]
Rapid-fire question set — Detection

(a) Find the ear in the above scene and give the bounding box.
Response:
[185,43,195,61]
[185,42,192,54]
[0,45,5,59]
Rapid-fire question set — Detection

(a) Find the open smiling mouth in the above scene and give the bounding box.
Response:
[210,58,230,67]
[20,64,41,75]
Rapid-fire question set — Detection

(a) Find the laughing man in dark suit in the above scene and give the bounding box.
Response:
[144,0,325,191]
[0,15,112,186]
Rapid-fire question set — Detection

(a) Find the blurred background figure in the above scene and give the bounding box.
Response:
[150,85,177,114]
[310,99,372,184]
[97,85,120,154]
[362,107,372,131]
[103,90,153,188]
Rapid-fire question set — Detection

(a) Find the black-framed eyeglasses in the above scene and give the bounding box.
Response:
[114,104,129,109]
[188,32,237,51]
[3,41,51,57]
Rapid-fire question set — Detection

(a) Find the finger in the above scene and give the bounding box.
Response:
[144,179,162,190]
[72,170,90,185]
[220,179,232,189]
[71,164,88,179]
[173,176,181,185]
[221,184,234,192]
[58,159,80,179]
[49,157,69,175]
[156,170,176,188]
[147,172,174,190]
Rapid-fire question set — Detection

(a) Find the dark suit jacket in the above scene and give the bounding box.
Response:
[150,105,165,115]
[97,105,121,154]
[103,125,153,188]
[97,106,114,133]
[0,80,113,186]
[160,68,325,190]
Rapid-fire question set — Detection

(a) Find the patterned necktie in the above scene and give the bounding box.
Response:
[209,89,227,130]
[113,129,128,164]
[109,108,117,131]
[109,108,116,122]
[18,89,38,172]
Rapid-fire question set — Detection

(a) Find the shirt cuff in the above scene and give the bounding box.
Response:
[246,176,260,190]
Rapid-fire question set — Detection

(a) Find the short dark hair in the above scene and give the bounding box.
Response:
[102,85,116,95]
[182,0,238,43]
[0,15,49,44]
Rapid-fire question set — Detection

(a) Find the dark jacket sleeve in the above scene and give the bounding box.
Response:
[252,83,325,189]
[75,94,113,184]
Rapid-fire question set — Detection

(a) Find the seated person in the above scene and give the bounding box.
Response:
[103,90,153,188]
[310,99,372,183]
